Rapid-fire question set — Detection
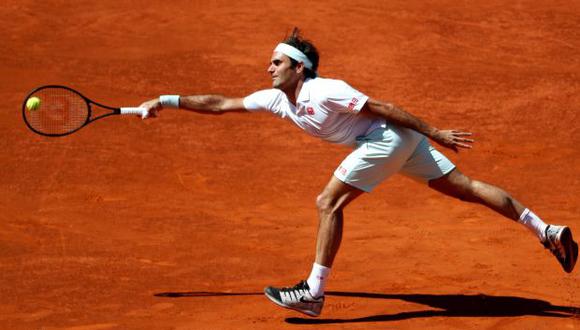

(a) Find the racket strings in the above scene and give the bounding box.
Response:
[24,87,89,135]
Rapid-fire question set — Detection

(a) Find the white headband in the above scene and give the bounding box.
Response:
[274,43,314,70]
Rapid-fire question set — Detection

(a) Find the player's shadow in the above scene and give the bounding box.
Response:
[288,291,580,324]
[154,291,262,298]
[153,290,580,324]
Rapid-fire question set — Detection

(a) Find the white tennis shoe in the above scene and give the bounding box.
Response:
[264,280,324,317]
[542,225,578,273]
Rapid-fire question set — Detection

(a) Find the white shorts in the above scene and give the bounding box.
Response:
[334,123,456,192]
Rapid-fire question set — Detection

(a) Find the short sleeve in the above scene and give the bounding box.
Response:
[243,89,285,114]
[320,80,369,114]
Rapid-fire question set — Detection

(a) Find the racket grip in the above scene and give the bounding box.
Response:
[120,107,148,119]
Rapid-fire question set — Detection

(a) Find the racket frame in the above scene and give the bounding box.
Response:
[22,85,127,137]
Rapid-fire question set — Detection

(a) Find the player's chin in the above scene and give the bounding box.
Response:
[271,77,282,87]
[272,81,286,90]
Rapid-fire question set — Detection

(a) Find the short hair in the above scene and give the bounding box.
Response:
[281,27,319,79]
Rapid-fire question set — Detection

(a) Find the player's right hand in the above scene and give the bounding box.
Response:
[138,98,163,119]
[432,129,474,152]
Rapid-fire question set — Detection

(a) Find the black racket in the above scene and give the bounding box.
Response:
[22,85,147,137]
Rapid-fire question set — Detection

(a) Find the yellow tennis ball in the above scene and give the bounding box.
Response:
[26,96,41,111]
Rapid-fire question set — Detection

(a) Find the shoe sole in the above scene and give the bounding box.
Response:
[559,227,578,273]
[263,289,320,317]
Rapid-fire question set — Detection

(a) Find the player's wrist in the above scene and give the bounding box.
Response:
[159,95,180,108]
[428,127,440,138]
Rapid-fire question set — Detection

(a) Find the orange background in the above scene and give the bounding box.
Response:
[1,1,578,329]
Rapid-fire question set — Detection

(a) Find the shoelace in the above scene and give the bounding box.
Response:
[281,281,307,292]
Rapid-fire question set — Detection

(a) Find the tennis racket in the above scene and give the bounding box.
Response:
[22,85,148,137]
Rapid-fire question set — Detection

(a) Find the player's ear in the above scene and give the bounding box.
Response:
[295,62,305,75]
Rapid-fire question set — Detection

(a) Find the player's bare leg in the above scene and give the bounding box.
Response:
[315,176,364,267]
[264,176,363,316]
[428,168,524,220]
[428,168,577,272]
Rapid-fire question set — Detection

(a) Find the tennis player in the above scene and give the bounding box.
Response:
[139,28,577,317]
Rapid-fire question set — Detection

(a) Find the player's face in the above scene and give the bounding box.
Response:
[268,52,301,90]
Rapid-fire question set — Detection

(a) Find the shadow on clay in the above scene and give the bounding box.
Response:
[154,290,580,324]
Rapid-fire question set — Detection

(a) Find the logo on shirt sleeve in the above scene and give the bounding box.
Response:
[347,97,359,112]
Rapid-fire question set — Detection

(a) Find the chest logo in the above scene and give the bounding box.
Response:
[348,97,359,111]
[306,107,315,115]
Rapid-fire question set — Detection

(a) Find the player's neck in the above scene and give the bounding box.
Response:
[284,78,305,106]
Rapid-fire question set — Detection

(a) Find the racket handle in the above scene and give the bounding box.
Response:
[120,107,148,119]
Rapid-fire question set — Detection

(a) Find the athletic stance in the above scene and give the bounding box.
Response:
[139,28,577,317]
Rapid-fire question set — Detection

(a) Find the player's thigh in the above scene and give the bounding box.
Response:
[400,138,456,183]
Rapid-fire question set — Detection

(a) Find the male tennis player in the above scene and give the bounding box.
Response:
[139,28,577,317]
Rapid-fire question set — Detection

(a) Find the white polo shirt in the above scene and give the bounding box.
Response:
[243,77,384,147]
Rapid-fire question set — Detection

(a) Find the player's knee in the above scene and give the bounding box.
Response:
[461,178,485,202]
[452,174,478,202]
[316,193,336,214]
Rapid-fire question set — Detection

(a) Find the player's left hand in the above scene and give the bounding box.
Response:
[432,129,474,152]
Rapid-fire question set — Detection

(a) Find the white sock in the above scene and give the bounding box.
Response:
[306,263,330,298]
[518,209,548,242]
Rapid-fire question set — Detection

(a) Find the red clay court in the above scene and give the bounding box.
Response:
[1,1,578,329]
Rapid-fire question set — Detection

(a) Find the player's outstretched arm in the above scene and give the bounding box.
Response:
[139,95,246,118]
[363,98,474,152]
